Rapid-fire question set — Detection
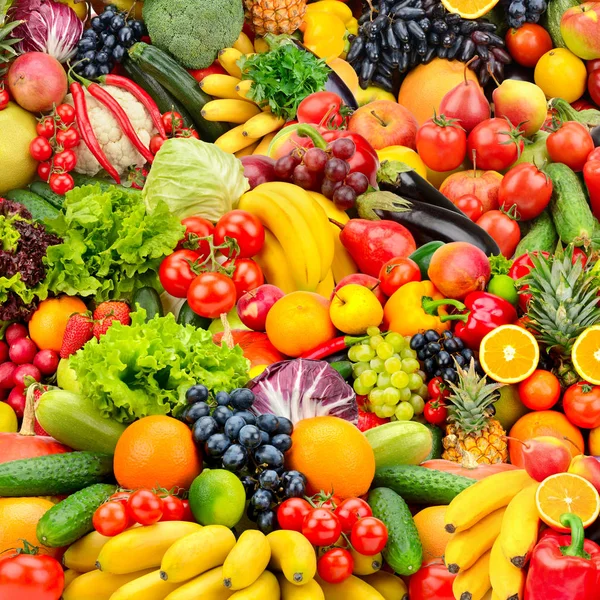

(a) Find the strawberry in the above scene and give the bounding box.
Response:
[60,313,93,358]
[92,301,131,340]
[357,409,389,432]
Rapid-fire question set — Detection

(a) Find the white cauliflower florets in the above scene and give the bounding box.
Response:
[66,84,157,176]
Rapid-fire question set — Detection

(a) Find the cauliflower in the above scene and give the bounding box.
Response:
[66,85,157,177]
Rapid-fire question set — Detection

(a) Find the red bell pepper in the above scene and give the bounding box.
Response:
[525,513,600,600]
[322,129,379,187]
[584,159,600,220]
[408,560,456,600]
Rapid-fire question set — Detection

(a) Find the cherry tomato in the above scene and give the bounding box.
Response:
[546,121,594,171]
[317,548,354,584]
[177,216,214,258]
[0,552,64,600]
[56,103,76,125]
[109,491,132,505]
[187,271,237,319]
[36,117,56,139]
[319,495,342,511]
[498,162,553,221]
[158,249,200,298]
[0,87,9,110]
[297,91,346,128]
[427,376,450,401]
[53,149,77,172]
[467,118,524,171]
[127,489,164,526]
[214,210,265,258]
[409,560,456,600]
[416,116,467,172]
[588,59,600,74]
[302,508,343,547]
[37,162,52,181]
[518,369,561,411]
[563,383,600,429]
[505,24,553,68]
[350,516,388,556]
[277,498,312,531]
[454,194,484,221]
[56,127,80,149]
[589,70,600,107]
[160,495,185,521]
[334,498,373,534]
[162,110,183,134]
[572,99,596,111]
[424,399,448,425]
[176,127,200,139]
[476,210,521,259]
[181,499,195,522]
[49,172,74,195]
[223,258,264,299]
[150,134,167,155]
[30,136,53,161]
[378,257,421,297]
[93,501,129,537]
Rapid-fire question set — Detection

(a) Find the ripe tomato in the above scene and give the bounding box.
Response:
[505,24,553,68]
[160,495,185,521]
[476,210,521,258]
[162,110,183,134]
[158,249,200,298]
[416,116,467,172]
[334,498,372,534]
[317,548,354,584]
[93,501,129,537]
[187,271,237,319]
[409,560,456,600]
[467,118,524,171]
[428,376,450,401]
[55,127,80,149]
[56,103,76,125]
[181,499,195,522]
[214,210,265,258]
[177,216,214,258]
[109,491,131,505]
[424,399,448,425]
[454,194,483,221]
[302,508,342,546]
[498,163,553,221]
[176,127,200,139]
[546,121,594,171]
[297,91,346,128]
[49,172,74,195]
[589,70,600,107]
[319,495,342,511]
[30,136,53,161]
[223,258,264,299]
[588,59,600,74]
[150,135,167,155]
[0,87,8,110]
[127,489,164,526]
[53,149,77,172]
[378,257,421,296]
[36,117,55,139]
[0,553,64,600]
[518,369,561,411]
[277,498,312,532]
[563,383,600,429]
[350,516,388,556]
[37,161,52,181]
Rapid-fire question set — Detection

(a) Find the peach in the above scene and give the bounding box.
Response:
[568,455,600,492]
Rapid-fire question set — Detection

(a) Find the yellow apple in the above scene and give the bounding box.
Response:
[91,0,143,18]
[57,0,88,20]
[355,86,397,107]
[330,284,384,335]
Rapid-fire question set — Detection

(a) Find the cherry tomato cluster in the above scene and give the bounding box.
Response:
[150,110,200,155]
[30,104,79,195]
[0,83,9,111]
[277,494,388,584]
[423,376,450,426]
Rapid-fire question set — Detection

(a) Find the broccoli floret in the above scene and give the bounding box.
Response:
[142,0,244,69]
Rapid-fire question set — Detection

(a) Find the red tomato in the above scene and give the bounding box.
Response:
[160,495,185,521]
[409,560,456,600]
[350,516,388,556]
[53,149,77,172]
[277,498,312,532]
[416,117,467,172]
[127,489,164,526]
[49,172,74,195]
[427,376,450,400]
[546,121,594,171]
[93,501,129,537]
[162,111,184,134]
[181,499,195,522]
[334,498,372,534]
[55,127,80,149]
[378,257,421,297]
[150,135,167,155]
[56,103,76,125]
[518,369,561,411]
[158,249,200,298]
[36,117,55,139]
[188,61,228,83]
[0,552,64,600]
[505,24,553,68]
[0,87,8,110]
[109,491,132,505]
[176,127,200,139]
[467,118,524,171]
[177,216,214,258]
[297,91,346,128]
[187,272,237,319]
[37,161,51,181]
[317,548,354,584]
[476,210,521,258]
[30,136,53,161]
[319,495,343,511]
[223,258,264,299]
[498,162,553,221]
[588,59,600,74]
[589,70,600,107]
[454,194,484,221]
[563,383,600,429]
[302,508,342,547]
[589,148,600,162]
[424,399,448,425]
[214,210,265,258]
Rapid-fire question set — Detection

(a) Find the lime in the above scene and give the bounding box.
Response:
[488,275,519,306]
[188,469,246,528]
[0,402,18,433]
[493,384,529,431]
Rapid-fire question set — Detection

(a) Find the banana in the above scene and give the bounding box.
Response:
[498,484,540,569]
[63,569,81,589]
[316,270,335,298]
[229,571,280,600]
[278,574,324,600]
[242,112,286,138]
[62,569,154,600]
[218,48,243,78]
[360,572,408,600]
[445,508,505,573]
[236,79,254,102]
[109,569,182,600]
[63,530,112,573]
[253,132,276,156]
[452,549,492,600]
[235,141,260,158]
[445,470,534,533]
[267,529,318,586]
[200,74,242,99]
[316,574,386,600]
[96,521,202,575]
[201,99,261,123]
[233,31,254,54]
[254,228,298,293]
[160,525,236,583]
[350,550,382,576]
[165,567,233,600]
[215,124,261,154]
[223,530,271,590]
[489,536,526,600]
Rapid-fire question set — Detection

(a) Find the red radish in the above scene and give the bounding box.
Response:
[9,337,37,365]
[0,341,8,364]
[237,284,285,331]
[33,350,60,376]
[13,364,42,388]
[0,362,17,389]
[5,323,28,345]
[7,387,26,418]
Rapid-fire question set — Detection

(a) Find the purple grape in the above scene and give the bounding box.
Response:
[321,178,342,199]
[274,155,297,181]
[324,158,350,182]
[293,164,317,190]
[345,171,369,195]
[303,148,328,173]
[333,185,357,210]
[331,138,356,160]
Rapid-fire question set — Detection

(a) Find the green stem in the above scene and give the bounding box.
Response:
[560,513,590,559]
[421,297,467,319]
[294,124,328,149]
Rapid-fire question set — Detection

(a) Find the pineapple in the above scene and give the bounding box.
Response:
[442,361,508,465]
[0,0,21,79]
[244,0,307,36]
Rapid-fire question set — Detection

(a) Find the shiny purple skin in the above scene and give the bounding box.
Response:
[241,155,277,189]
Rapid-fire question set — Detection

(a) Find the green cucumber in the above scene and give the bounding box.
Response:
[409,241,444,279]
[544,162,595,246]
[373,464,475,504]
[541,0,580,48]
[37,483,117,547]
[4,189,59,221]
[514,210,558,255]
[368,487,423,576]
[330,360,352,380]
[365,421,433,469]
[423,424,444,460]
[70,174,143,197]
[0,452,114,497]
[177,301,212,329]
[29,181,65,209]
[132,287,164,321]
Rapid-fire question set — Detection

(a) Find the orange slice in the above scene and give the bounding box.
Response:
[572,325,600,385]
[441,0,500,19]
[479,325,539,384]
[536,472,600,532]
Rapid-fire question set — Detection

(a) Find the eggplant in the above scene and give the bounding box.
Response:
[592,125,600,148]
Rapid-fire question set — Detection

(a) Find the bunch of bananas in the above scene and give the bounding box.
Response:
[238,183,357,297]
[443,469,540,600]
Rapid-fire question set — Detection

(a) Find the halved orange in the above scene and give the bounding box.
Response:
[479,325,539,384]
[441,0,500,19]
[535,472,600,532]
[572,325,600,385]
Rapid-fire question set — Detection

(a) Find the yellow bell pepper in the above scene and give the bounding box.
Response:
[301,11,347,61]
[306,1,354,25]
[346,16,359,36]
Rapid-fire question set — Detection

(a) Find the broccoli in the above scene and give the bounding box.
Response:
[142,0,244,70]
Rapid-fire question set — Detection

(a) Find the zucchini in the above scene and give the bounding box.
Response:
[541,0,580,48]
[132,287,164,321]
[37,483,117,547]
[423,424,444,460]
[373,464,474,504]
[330,360,352,380]
[128,42,229,143]
[368,487,423,576]
[177,301,212,329]
[0,452,114,497]
[4,189,59,221]
[29,181,65,209]
[514,210,558,255]
[365,421,433,469]
[409,241,445,279]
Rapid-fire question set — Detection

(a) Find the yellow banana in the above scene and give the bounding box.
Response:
[316,574,385,600]
[236,79,255,102]
[351,550,382,576]
[233,31,254,54]
[360,572,408,600]
[63,569,81,589]
[218,48,243,78]
[109,569,182,600]
[489,537,526,600]
[201,99,261,123]
[254,228,298,293]
[253,132,276,155]
[223,530,271,590]
[215,124,261,154]
[160,525,236,583]
[452,550,492,600]
[235,141,260,158]
[230,571,280,600]
[445,470,534,533]
[316,270,335,298]
[63,530,112,573]
[200,74,242,99]
[96,521,202,575]
[267,529,317,586]
[498,484,540,569]
[242,112,286,138]
[278,574,324,600]
[445,508,505,573]
[62,569,154,600]
[165,567,233,600]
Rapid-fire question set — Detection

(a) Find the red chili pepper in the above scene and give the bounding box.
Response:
[584,160,600,220]
[99,74,166,138]
[69,81,121,185]
[301,334,370,360]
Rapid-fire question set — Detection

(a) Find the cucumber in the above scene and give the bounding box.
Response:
[368,487,423,576]
[177,301,212,329]
[29,181,65,209]
[36,389,127,454]
[541,0,579,48]
[373,464,475,504]
[423,424,444,460]
[4,189,60,221]
[128,42,229,143]
[37,483,117,547]
[0,452,114,497]
[330,360,352,380]
[514,210,558,255]
[132,287,164,321]
[365,421,433,469]
[409,241,444,279]
[544,162,595,246]
[71,174,143,197]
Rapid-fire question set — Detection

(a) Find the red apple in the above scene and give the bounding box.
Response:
[439,169,503,214]
[237,284,285,332]
[332,274,387,308]
[348,100,418,150]
[561,2,600,60]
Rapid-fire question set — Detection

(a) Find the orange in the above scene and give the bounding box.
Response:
[441,0,500,19]
[572,325,600,385]
[265,291,336,357]
[536,472,600,532]
[29,295,88,352]
[413,506,452,561]
[590,426,600,456]
[286,416,375,499]
[0,497,61,557]
[509,410,584,468]
[479,325,539,384]
[397,59,481,126]
[114,416,203,491]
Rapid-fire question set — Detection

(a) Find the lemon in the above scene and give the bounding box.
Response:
[0,402,18,433]
[377,146,428,180]
[534,48,587,103]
